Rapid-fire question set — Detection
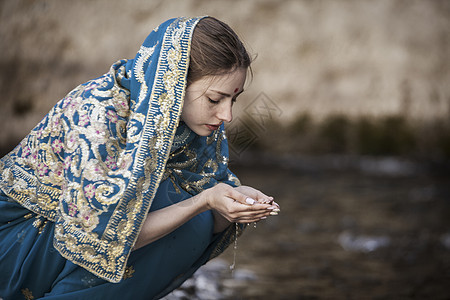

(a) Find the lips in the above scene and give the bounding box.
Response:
[206,124,220,131]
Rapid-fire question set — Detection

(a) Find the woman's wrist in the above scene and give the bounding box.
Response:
[199,188,213,211]
[212,209,232,233]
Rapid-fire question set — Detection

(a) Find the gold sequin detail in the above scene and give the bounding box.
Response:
[21,288,34,300]
[32,217,48,235]
[23,213,33,220]
[123,265,135,279]
[0,17,239,284]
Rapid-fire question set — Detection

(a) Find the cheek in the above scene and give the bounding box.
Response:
[193,101,212,117]
[182,101,203,122]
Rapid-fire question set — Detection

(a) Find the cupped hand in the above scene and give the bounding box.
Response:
[203,183,279,223]
[234,185,279,206]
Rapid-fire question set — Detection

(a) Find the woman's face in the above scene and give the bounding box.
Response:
[181,68,246,136]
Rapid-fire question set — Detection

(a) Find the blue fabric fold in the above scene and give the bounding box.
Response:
[0,16,243,298]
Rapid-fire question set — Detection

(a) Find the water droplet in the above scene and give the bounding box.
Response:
[229,223,239,273]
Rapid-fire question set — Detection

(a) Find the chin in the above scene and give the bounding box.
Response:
[196,130,212,137]
[188,126,209,137]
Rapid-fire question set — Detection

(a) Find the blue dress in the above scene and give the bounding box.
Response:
[0,17,243,299]
[0,178,219,299]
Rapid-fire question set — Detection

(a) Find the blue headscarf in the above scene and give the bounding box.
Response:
[0,17,241,282]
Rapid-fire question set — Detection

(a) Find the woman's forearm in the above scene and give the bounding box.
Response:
[133,193,209,250]
[133,184,275,250]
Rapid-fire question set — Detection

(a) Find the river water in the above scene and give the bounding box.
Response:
[166,156,450,299]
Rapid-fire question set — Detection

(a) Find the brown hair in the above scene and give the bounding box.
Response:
[187,17,252,86]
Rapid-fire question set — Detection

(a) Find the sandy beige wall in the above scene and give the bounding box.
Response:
[0,0,449,149]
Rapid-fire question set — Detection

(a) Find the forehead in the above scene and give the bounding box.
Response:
[190,69,247,91]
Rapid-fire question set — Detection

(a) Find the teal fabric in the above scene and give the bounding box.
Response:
[0,16,243,299]
[0,179,216,299]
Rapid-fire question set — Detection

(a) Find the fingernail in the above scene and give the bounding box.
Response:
[270,211,278,216]
[246,198,255,205]
[273,208,280,212]
[260,216,267,220]
[267,206,277,210]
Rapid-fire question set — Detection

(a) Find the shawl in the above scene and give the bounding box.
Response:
[0,17,241,283]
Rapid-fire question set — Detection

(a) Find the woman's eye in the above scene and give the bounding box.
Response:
[208,98,219,104]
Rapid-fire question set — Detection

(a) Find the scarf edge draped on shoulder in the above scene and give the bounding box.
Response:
[0,17,222,283]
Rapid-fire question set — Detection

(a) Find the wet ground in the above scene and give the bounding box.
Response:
[167,155,450,299]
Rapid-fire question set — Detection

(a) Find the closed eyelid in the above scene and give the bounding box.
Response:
[207,97,220,105]
[207,90,242,104]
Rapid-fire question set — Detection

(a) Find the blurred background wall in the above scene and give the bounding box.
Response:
[0,0,449,158]
[1,1,450,299]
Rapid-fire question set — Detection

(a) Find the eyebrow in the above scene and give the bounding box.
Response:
[211,89,244,98]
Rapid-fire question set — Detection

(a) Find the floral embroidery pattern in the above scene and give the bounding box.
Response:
[0,17,240,283]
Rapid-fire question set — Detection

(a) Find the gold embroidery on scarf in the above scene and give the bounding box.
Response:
[32,217,48,235]
[123,265,135,279]
[167,174,182,194]
[203,159,219,173]
[227,171,241,186]
[215,129,227,165]
[0,17,204,283]
[177,171,211,194]
[162,130,233,195]
[21,288,34,300]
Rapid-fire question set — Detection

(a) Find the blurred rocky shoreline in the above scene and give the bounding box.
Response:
[1,0,449,156]
[165,161,450,299]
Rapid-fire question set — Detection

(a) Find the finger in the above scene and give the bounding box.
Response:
[229,208,274,220]
[240,187,270,202]
[248,202,279,212]
[227,188,257,206]
[234,214,273,223]
[230,201,274,213]
[233,186,275,206]
[255,191,273,203]
[230,207,280,222]
[239,206,280,219]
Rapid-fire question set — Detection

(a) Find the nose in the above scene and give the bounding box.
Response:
[216,102,233,123]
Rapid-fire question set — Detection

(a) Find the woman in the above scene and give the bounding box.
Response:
[0,16,279,299]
